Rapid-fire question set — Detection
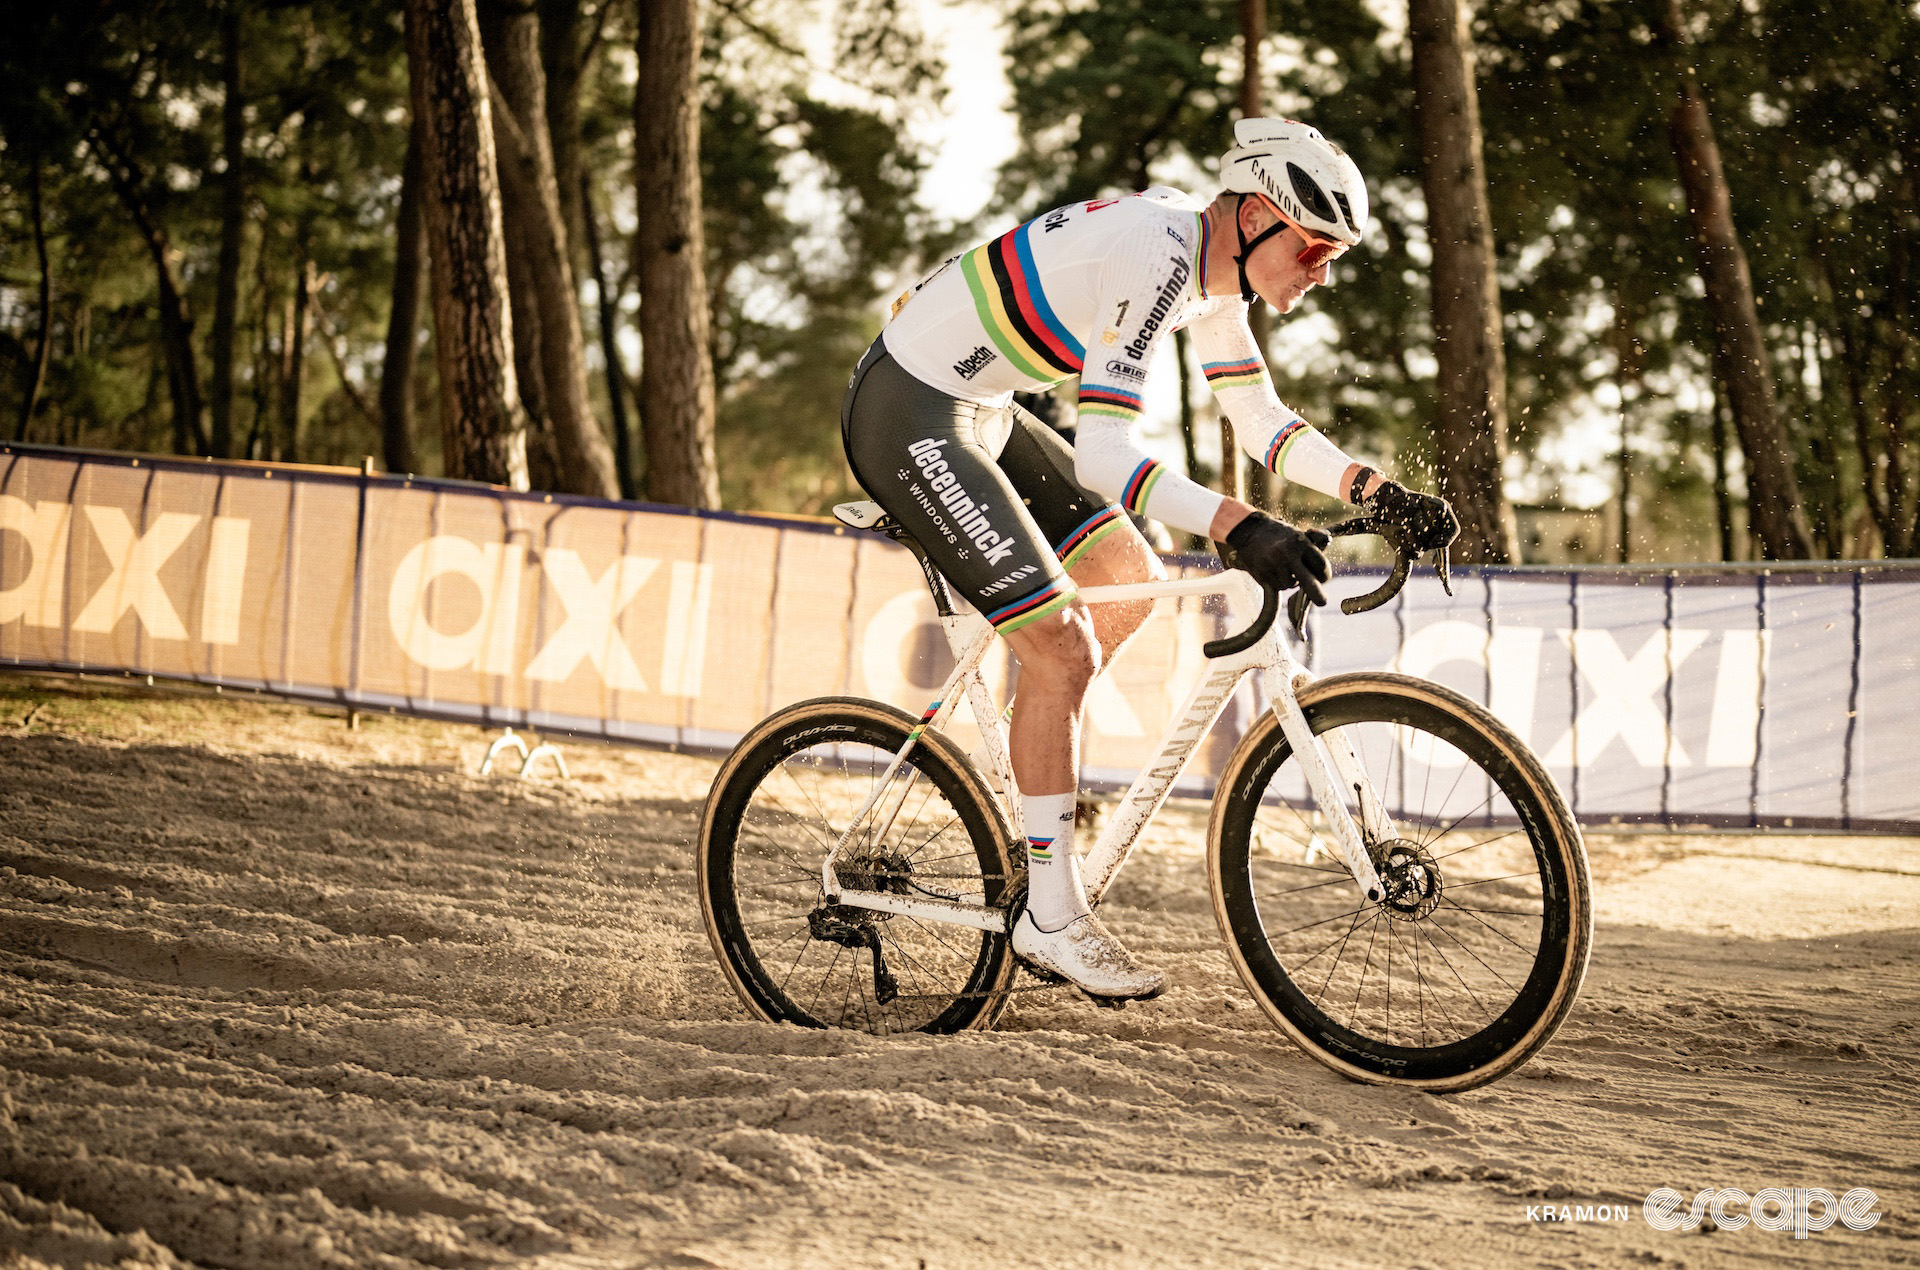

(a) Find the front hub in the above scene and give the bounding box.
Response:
[1374,839,1442,922]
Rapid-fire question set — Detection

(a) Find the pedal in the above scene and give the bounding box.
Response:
[1084,991,1132,1010]
[1015,959,1070,986]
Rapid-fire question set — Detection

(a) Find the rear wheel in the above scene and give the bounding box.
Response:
[1209,672,1590,1092]
[697,697,1017,1034]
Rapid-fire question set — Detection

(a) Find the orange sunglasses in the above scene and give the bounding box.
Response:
[1252,194,1350,271]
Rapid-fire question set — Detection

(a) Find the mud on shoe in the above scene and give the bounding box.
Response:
[1011,910,1167,1001]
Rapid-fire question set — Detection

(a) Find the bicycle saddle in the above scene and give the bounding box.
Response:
[832,501,888,531]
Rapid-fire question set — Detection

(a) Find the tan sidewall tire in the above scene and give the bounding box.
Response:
[1206,672,1592,1092]
[696,696,1017,1032]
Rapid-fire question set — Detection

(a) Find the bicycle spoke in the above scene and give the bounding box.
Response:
[1314,907,1370,1007]
[1414,788,1498,854]
[1347,914,1383,1032]
[1443,871,1541,891]
[739,912,813,930]
[1428,827,1527,865]
[1267,900,1379,942]
[1437,895,1539,956]
[759,783,838,859]
[1409,920,1492,1023]
[1424,914,1521,996]
[783,762,853,852]
[902,914,976,965]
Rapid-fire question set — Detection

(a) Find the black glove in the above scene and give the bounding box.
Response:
[1365,481,1460,555]
[1221,511,1331,607]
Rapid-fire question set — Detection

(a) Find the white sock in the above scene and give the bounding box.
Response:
[1022,792,1090,930]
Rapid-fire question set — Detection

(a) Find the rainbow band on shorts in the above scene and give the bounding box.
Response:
[1120,458,1165,515]
[1055,507,1127,569]
[987,576,1075,634]
[1203,356,1267,392]
[1265,418,1312,472]
[1027,836,1056,862]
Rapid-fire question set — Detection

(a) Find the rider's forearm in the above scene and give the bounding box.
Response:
[1341,463,1387,503]
[1209,500,1255,541]
[1188,308,1369,503]
[1073,417,1226,541]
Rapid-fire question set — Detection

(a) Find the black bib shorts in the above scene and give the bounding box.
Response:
[841,336,1131,634]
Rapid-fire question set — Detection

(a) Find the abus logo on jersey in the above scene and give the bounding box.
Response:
[1105,360,1146,382]
[1124,255,1191,361]
[906,438,1016,564]
[953,346,997,380]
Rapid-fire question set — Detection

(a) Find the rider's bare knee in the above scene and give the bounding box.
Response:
[1007,603,1100,697]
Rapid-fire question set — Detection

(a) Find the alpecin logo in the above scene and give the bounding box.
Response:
[906,438,1016,564]
[953,346,997,380]
[1105,359,1147,382]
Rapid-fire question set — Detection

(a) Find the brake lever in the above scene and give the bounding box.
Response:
[1436,543,1453,597]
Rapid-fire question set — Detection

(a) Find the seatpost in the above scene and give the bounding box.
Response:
[891,530,957,617]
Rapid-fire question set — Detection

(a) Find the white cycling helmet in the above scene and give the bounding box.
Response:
[1218,117,1369,299]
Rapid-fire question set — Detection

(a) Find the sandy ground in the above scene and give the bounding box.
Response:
[0,676,1913,1270]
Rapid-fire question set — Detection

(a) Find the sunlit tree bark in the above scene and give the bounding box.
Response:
[634,0,720,508]
[1660,0,1811,560]
[405,0,529,488]
[1409,0,1516,562]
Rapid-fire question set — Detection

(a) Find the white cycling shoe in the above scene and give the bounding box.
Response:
[1011,910,1167,1001]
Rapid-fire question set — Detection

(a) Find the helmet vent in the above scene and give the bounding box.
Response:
[1286,162,1336,224]
[1332,191,1359,235]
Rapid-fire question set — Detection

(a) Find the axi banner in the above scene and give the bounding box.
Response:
[4,443,1917,832]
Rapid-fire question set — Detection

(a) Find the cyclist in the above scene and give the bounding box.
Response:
[841,118,1460,1000]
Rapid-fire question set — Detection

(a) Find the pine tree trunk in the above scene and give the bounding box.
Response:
[1174,327,1200,483]
[380,124,426,476]
[582,169,639,499]
[280,255,312,463]
[247,237,276,460]
[540,0,593,277]
[1661,0,1811,560]
[405,0,529,489]
[633,0,720,508]
[1612,290,1642,563]
[493,125,556,488]
[91,130,208,456]
[1720,374,1751,557]
[1220,0,1263,506]
[208,9,246,459]
[482,1,618,497]
[1408,0,1516,563]
[15,156,52,444]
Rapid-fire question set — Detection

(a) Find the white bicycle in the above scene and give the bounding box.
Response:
[697,502,1591,1091]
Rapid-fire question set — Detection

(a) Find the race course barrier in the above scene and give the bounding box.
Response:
[5,441,1919,833]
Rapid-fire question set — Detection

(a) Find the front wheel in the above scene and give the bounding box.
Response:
[697,697,1017,1035]
[1209,672,1591,1092]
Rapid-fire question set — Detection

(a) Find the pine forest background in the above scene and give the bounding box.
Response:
[1,0,1915,564]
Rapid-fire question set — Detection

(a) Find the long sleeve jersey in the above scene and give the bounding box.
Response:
[881,187,1361,540]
